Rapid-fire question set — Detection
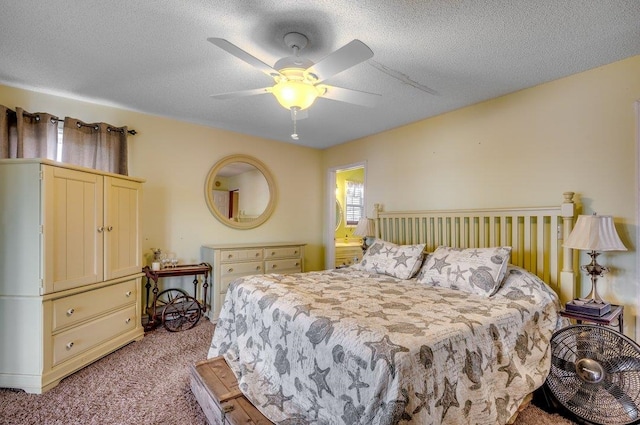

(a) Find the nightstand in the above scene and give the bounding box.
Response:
[559,304,623,333]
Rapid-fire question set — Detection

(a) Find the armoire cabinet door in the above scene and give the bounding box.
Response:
[104,176,142,280]
[43,166,104,293]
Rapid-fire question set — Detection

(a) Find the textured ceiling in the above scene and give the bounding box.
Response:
[1,1,639,149]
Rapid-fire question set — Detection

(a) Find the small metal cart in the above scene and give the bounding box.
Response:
[142,263,212,332]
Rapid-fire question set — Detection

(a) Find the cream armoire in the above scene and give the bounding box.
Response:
[0,159,144,393]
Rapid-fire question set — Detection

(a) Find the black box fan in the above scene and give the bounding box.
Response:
[546,324,640,425]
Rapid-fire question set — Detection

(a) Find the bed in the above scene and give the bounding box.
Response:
[207,192,578,424]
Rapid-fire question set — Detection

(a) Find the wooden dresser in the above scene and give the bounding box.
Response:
[201,242,305,321]
[0,159,144,393]
[335,244,363,268]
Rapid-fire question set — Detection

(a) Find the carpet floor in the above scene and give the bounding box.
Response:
[0,319,576,424]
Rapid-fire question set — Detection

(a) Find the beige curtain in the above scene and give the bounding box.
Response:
[0,106,16,158]
[0,105,58,159]
[62,117,128,175]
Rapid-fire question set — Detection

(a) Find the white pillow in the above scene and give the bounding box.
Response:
[417,246,512,296]
[353,239,426,279]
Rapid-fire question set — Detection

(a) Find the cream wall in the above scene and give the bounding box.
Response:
[2,55,639,335]
[231,169,270,218]
[0,84,325,274]
[323,55,640,337]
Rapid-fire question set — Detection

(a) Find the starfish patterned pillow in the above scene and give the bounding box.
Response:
[416,245,512,296]
[352,239,426,279]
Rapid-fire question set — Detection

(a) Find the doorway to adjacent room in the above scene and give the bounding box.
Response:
[326,162,366,269]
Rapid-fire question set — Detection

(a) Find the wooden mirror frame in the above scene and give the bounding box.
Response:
[204,154,277,230]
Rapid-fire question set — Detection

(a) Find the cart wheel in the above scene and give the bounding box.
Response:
[155,288,188,311]
[162,295,202,332]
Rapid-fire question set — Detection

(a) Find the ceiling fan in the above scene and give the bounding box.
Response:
[207,32,380,138]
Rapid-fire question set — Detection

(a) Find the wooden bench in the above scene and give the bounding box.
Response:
[190,356,273,425]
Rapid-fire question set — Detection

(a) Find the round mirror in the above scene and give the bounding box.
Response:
[204,154,277,229]
[335,200,343,231]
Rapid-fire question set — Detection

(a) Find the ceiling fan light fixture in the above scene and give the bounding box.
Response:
[270,79,321,111]
[208,35,379,119]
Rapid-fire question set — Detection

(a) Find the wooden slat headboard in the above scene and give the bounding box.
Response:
[373,192,577,302]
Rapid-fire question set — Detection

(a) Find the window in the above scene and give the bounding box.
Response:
[56,120,63,161]
[345,180,364,225]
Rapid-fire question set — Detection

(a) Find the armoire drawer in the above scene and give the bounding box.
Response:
[52,305,137,366]
[264,247,301,259]
[265,258,302,273]
[221,249,263,263]
[52,279,137,332]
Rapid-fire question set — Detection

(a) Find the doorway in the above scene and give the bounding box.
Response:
[326,162,366,269]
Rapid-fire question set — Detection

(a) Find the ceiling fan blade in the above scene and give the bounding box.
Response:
[307,40,373,83]
[207,38,282,79]
[319,85,380,108]
[210,87,271,100]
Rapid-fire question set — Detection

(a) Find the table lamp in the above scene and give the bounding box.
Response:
[353,217,376,251]
[563,213,627,305]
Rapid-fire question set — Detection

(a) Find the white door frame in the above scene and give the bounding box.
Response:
[635,100,640,341]
[325,161,366,269]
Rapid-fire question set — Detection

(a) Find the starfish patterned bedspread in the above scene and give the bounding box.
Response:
[208,265,562,425]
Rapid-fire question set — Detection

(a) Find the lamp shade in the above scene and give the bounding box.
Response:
[353,218,376,237]
[563,214,627,251]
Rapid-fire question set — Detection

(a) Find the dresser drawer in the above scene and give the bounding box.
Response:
[52,305,137,366]
[335,256,360,267]
[219,260,263,294]
[52,279,137,332]
[220,261,263,277]
[335,246,363,267]
[221,249,263,263]
[265,258,302,273]
[264,246,301,260]
[220,274,257,294]
[336,246,363,257]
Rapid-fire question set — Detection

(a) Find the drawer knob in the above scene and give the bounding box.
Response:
[227,254,233,259]
[255,253,260,257]
[272,264,277,269]
[66,342,74,350]
[125,318,131,324]
[66,308,75,316]
[295,262,300,267]
[271,251,276,256]
[125,291,132,297]
[97,226,104,233]
[256,266,261,270]
[294,250,298,254]
[227,268,233,273]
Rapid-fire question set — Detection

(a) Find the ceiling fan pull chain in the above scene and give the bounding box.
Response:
[291,107,299,140]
